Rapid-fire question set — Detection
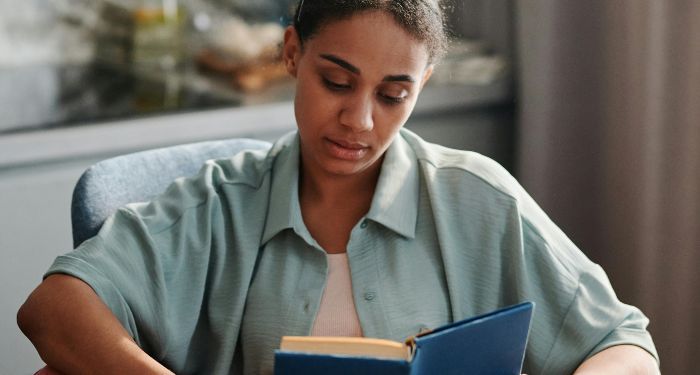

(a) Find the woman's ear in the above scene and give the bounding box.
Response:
[282,26,301,77]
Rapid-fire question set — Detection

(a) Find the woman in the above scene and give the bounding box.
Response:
[19,1,659,374]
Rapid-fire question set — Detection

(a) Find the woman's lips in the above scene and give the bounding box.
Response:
[325,137,370,160]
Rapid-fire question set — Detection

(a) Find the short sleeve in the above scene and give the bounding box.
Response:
[45,207,179,358]
[539,265,659,373]
[43,158,267,369]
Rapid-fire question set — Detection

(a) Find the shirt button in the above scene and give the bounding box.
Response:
[364,292,376,301]
[360,220,368,229]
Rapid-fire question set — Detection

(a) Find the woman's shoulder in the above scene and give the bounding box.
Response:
[399,129,522,201]
[121,135,294,233]
[201,132,296,191]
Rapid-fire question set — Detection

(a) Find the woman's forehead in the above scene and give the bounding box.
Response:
[305,11,431,73]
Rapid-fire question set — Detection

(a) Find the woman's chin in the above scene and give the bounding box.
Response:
[319,158,376,177]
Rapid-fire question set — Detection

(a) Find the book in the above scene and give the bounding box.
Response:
[274,301,534,375]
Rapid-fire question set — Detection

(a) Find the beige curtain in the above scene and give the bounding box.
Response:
[516,1,700,373]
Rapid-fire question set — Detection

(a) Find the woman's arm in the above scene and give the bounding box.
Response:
[574,345,659,374]
[17,274,173,375]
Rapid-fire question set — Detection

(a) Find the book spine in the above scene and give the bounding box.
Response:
[274,352,411,375]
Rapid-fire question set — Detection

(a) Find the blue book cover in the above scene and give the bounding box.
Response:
[274,301,535,375]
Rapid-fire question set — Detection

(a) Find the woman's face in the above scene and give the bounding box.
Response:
[283,10,433,179]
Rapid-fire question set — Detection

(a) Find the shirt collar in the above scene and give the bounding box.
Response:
[366,130,419,239]
[261,132,311,246]
[261,130,420,245]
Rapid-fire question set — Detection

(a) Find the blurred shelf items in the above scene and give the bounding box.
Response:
[0,0,515,135]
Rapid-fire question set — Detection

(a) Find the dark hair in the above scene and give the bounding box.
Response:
[292,0,449,64]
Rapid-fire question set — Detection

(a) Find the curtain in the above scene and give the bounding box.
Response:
[515,1,700,373]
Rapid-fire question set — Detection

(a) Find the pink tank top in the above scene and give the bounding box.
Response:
[310,253,363,337]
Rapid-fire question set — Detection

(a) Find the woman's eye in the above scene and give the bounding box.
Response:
[322,77,351,91]
[379,92,408,105]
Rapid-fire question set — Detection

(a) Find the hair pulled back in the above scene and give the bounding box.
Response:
[292,0,449,64]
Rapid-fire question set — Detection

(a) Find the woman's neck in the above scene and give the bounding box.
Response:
[298,157,383,254]
[299,159,382,209]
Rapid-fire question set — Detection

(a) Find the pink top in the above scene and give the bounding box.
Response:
[310,253,363,337]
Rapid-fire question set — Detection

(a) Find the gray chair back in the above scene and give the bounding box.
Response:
[71,138,272,247]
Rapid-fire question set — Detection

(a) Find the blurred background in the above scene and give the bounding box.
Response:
[0,0,697,373]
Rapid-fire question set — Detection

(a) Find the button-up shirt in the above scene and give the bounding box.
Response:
[47,128,658,375]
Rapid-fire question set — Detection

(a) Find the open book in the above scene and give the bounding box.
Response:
[274,301,534,375]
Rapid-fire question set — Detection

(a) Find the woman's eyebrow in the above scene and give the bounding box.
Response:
[383,74,415,83]
[320,54,359,74]
[319,53,416,83]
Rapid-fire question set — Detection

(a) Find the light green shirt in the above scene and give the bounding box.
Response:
[47,129,658,374]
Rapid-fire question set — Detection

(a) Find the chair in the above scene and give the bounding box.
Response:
[70,138,272,248]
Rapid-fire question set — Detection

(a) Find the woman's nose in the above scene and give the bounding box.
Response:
[339,94,374,132]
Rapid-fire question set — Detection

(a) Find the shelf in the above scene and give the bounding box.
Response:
[0,72,512,170]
